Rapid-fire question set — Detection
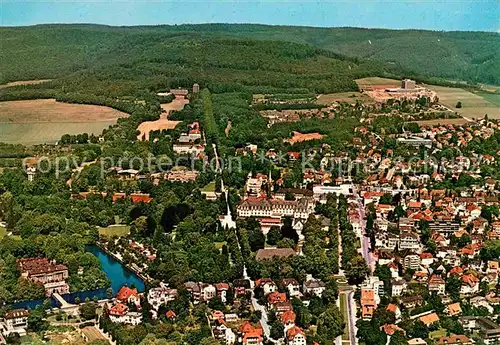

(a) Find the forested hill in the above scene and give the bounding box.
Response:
[0,25,384,95]
[176,24,500,85]
[1,24,498,86]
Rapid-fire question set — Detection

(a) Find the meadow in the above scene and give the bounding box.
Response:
[424,85,500,119]
[355,77,400,89]
[98,225,131,237]
[0,99,127,144]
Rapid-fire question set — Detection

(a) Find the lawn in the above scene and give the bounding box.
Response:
[339,293,350,341]
[202,181,216,192]
[429,328,447,339]
[98,225,130,237]
[214,241,227,250]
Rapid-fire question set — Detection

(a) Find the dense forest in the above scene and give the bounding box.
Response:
[0,26,370,95]
[1,24,498,86]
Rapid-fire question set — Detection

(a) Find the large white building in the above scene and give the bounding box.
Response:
[237,197,314,219]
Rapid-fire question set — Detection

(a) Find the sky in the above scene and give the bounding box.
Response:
[1,0,498,32]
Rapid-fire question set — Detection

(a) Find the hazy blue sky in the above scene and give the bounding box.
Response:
[1,0,498,31]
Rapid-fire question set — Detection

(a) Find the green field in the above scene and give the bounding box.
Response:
[475,91,500,107]
[0,227,6,239]
[355,77,400,88]
[202,181,216,192]
[317,92,375,105]
[429,328,447,339]
[340,293,350,341]
[98,225,130,237]
[426,85,500,119]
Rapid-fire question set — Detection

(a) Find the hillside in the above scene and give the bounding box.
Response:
[167,24,500,85]
[0,25,382,96]
[1,24,498,86]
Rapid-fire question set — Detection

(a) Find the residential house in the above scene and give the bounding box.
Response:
[399,232,421,250]
[428,274,446,295]
[267,292,287,306]
[391,278,407,297]
[215,283,230,303]
[280,278,301,298]
[285,326,306,345]
[445,303,462,317]
[147,283,178,311]
[240,322,263,345]
[460,274,480,295]
[213,319,236,345]
[386,303,401,321]
[117,286,140,306]
[108,303,142,325]
[1,309,28,336]
[420,312,440,327]
[280,310,296,331]
[361,287,377,320]
[234,279,251,296]
[302,276,326,297]
[256,278,277,295]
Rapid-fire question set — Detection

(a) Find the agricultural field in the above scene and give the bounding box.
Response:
[0,99,128,145]
[409,118,473,126]
[425,85,500,119]
[475,91,500,107]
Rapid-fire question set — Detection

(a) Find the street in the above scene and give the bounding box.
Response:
[352,186,374,273]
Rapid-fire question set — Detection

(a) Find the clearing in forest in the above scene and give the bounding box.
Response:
[0,79,52,89]
[137,97,188,141]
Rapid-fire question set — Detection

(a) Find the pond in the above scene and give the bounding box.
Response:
[86,245,145,294]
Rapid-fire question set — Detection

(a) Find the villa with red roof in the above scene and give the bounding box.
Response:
[116,286,140,305]
[107,302,142,325]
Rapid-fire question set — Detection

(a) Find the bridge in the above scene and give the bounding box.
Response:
[52,293,79,316]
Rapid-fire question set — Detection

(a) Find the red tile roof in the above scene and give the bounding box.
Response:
[116,286,139,302]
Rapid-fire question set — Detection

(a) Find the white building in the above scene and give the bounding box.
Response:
[237,197,314,219]
[285,326,306,345]
[108,303,142,325]
[1,309,28,337]
[303,275,326,297]
[147,283,178,311]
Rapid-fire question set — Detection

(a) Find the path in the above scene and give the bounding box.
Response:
[345,290,358,345]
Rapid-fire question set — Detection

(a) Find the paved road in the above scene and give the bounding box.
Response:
[352,186,374,273]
